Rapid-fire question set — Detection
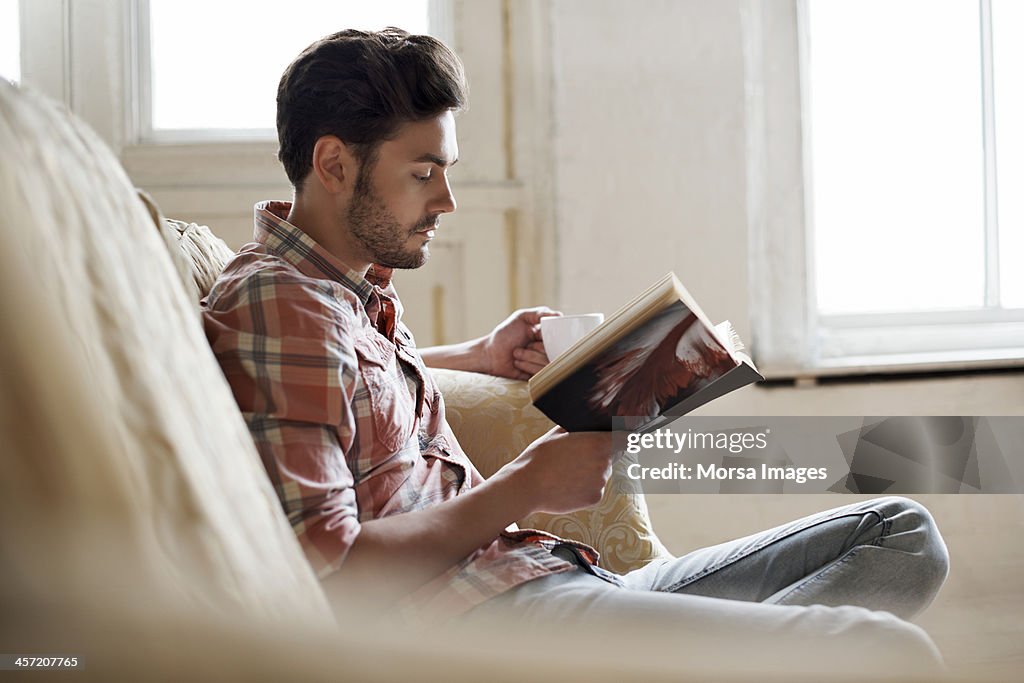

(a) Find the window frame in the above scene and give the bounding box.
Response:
[747,0,1024,379]
[132,0,276,143]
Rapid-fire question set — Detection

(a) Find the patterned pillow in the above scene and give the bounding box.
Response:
[165,219,236,300]
[432,368,672,574]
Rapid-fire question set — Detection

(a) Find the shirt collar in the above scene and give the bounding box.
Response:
[252,200,394,305]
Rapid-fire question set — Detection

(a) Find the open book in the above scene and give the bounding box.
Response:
[528,272,764,432]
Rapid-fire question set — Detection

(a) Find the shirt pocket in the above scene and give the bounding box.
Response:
[395,342,441,420]
[419,432,472,493]
[352,331,418,455]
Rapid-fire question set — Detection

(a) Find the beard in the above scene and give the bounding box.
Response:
[347,169,438,270]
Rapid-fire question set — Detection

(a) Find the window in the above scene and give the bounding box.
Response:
[749,0,1024,377]
[807,0,987,316]
[991,0,1024,309]
[0,0,19,83]
[139,0,432,140]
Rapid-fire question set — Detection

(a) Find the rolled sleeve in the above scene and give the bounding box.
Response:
[257,419,361,577]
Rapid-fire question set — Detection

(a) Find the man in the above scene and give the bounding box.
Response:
[202,28,948,668]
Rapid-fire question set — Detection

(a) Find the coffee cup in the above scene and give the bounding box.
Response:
[540,313,605,361]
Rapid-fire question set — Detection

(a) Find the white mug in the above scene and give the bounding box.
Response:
[540,313,605,361]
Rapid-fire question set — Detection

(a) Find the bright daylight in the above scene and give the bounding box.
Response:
[149,0,428,131]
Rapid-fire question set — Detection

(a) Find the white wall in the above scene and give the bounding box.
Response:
[551,0,750,340]
[546,0,1023,415]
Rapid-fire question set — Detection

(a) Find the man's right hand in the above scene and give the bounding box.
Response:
[492,427,617,515]
[327,427,615,607]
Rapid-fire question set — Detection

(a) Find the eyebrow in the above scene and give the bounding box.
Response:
[413,153,459,167]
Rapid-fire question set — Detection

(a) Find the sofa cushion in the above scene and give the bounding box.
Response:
[0,81,332,626]
[165,218,236,299]
[137,188,202,303]
[432,368,672,573]
[137,188,236,302]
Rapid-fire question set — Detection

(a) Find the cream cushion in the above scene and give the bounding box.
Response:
[167,218,237,298]
[0,82,332,626]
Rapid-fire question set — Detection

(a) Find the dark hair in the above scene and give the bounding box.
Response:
[276,27,467,190]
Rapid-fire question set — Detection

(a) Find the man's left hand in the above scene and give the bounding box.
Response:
[482,307,562,380]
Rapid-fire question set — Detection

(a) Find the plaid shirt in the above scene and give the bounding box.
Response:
[202,201,602,621]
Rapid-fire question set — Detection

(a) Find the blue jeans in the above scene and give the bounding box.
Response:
[464,496,949,675]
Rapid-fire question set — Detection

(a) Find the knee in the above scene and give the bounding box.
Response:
[878,496,950,590]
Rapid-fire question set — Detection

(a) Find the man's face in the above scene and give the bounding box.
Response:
[346,111,459,269]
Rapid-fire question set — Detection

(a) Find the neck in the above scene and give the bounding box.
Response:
[286,192,372,276]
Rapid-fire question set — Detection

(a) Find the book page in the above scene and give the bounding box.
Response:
[713,320,746,354]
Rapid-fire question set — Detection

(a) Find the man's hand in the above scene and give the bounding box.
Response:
[324,426,616,607]
[490,427,617,514]
[481,307,562,380]
[418,306,562,379]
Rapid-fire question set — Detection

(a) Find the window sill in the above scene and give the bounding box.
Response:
[759,347,1024,382]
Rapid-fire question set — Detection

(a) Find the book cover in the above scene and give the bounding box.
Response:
[529,273,764,432]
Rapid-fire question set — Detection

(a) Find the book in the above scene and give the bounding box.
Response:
[528,272,764,432]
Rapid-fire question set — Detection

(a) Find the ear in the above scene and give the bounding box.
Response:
[310,135,358,195]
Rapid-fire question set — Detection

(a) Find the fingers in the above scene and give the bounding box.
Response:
[518,306,563,325]
[513,359,546,377]
[513,361,546,377]
[513,345,551,377]
[526,340,548,357]
[515,340,549,365]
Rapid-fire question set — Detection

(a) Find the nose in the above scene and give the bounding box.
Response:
[431,174,457,215]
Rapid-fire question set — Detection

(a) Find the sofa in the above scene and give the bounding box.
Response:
[1,81,960,682]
